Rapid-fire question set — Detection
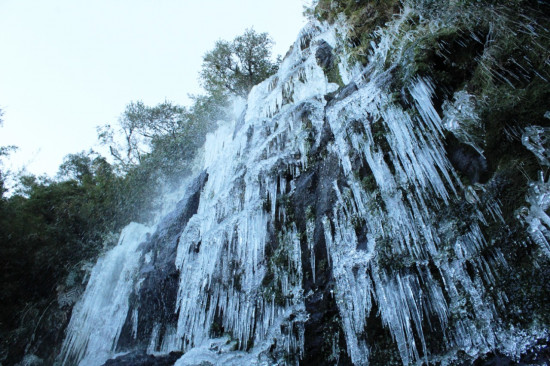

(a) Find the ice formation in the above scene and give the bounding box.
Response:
[60,223,152,366]
[60,3,550,366]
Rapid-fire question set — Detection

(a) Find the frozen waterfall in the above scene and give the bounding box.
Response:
[59,4,550,366]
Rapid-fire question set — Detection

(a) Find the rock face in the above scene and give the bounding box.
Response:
[315,40,334,70]
[101,351,183,366]
[117,171,209,353]
[58,1,550,366]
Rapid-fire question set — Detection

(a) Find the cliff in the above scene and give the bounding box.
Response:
[22,1,550,365]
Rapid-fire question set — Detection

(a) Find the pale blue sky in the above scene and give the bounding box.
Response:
[0,0,308,176]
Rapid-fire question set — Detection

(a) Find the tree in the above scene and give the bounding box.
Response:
[0,108,17,199]
[0,146,13,198]
[0,108,5,197]
[58,151,95,183]
[200,28,278,97]
[0,151,127,364]
[98,101,188,171]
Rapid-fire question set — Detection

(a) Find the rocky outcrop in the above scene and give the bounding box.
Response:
[101,351,183,366]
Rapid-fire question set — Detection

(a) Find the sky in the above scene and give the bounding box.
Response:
[0,0,308,177]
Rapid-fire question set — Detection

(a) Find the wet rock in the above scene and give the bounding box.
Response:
[337,82,358,101]
[327,82,358,108]
[16,354,43,366]
[315,40,334,70]
[117,172,209,351]
[445,134,489,183]
[471,346,550,366]
[101,351,182,366]
[291,152,353,366]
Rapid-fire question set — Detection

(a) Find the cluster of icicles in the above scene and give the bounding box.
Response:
[60,5,549,366]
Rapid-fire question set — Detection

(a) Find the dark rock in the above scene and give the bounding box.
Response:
[327,82,359,109]
[117,171,209,352]
[445,134,489,184]
[337,82,358,101]
[17,354,44,365]
[101,350,182,366]
[307,117,334,165]
[291,151,353,365]
[315,40,334,70]
[471,345,550,366]
[324,90,338,103]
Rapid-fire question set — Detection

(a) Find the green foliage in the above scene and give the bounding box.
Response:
[325,60,344,86]
[0,153,123,355]
[313,0,400,24]
[98,100,188,170]
[0,108,17,199]
[0,146,17,198]
[310,0,402,66]
[200,28,279,97]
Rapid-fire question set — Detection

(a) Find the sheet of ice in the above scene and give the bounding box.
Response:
[60,223,152,366]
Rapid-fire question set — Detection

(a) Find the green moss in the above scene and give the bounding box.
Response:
[261,230,299,306]
[469,22,550,183]
[361,175,377,192]
[209,321,224,338]
[311,0,402,66]
[371,118,391,154]
[318,313,346,362]
[276,194,295,225]
[261,260,287,306]
[305,205,315,222]
[318,258,328,273]
[326,62,344,87]
[262,281,286,306]
[385,0,550,185]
